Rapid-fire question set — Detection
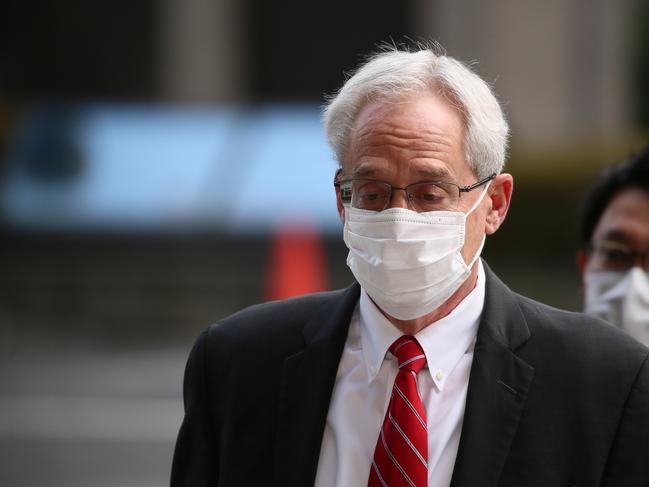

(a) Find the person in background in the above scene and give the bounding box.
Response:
[577,147,649,345]
[171,45,649,487]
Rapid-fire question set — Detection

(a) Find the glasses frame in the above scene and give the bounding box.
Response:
[587,241,649,272]
[333,169,496,212]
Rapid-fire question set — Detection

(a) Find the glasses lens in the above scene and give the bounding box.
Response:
[351,180,391,211]
[339,181,353,206]
[408,182,459,211]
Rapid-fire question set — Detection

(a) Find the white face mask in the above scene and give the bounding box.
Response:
[584,267,649,346]
[343,183,490,320]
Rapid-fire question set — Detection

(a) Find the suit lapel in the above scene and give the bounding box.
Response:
[450,264,535,487]
[273,283,360,487]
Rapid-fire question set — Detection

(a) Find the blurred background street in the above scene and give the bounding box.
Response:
[1,0,649,485]
[0,347,184,487]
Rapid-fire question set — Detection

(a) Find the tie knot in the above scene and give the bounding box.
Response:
[389,336,426,373]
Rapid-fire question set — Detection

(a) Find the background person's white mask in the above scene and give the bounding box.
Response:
[584,267,649,346]
[343,183,490,320]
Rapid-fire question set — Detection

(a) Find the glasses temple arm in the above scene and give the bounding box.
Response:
[459,173,497,193]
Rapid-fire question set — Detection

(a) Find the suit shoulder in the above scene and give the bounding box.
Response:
[204,287,350,345]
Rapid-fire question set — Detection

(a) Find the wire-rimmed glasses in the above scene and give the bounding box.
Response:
[334,171,496,212]
[588,241,649,272]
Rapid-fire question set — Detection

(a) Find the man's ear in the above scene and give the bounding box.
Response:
[336,186,346,224]
[334,167,346,224]
[485,173,513,235]
[576,248,588,274]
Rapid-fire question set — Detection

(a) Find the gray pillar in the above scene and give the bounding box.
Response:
[158,0,245,102]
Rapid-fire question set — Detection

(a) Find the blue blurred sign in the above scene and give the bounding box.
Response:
[2,104,342,234]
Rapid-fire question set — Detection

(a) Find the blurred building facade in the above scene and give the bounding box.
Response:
[4,1,646,134]
[155,0,643,142]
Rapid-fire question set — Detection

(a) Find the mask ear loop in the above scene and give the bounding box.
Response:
[466,234,487,269]
[466,180,492,217]
[464,180,492,268]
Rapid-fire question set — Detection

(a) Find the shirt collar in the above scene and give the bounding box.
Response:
[359,260,485,391]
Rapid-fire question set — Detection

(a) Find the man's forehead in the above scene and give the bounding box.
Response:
[342,93,468,179]
[594,187,649,248]
[351,93,464,131]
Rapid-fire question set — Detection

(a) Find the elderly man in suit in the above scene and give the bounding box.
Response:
[171,46,649,487]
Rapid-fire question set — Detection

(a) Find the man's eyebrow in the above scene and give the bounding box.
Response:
[414,167,454,181]
[351,165,454,180]
[351,165,379,178]
[600,229,632,244]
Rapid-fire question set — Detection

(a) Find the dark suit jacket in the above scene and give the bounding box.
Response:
[171,265,649,486]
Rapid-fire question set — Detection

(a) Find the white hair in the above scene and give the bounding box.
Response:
[323,45,509,179]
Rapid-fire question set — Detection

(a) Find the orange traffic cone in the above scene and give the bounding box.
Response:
[264,221,328,301]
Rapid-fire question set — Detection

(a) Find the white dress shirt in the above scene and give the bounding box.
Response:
[314,261,485,487]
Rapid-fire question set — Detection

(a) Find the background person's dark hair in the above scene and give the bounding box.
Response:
[579,146,649,247]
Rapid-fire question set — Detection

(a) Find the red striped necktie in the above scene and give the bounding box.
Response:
[368,335,428,487]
